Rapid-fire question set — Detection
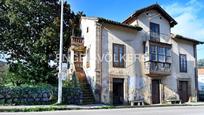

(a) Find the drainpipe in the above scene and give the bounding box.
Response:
[194,44,198,102]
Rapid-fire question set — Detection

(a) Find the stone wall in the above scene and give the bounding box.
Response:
[0,86,82,105]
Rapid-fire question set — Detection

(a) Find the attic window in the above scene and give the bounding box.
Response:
[86,27,89,33]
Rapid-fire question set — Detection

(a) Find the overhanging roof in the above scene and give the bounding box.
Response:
[172,34,204,44]
[97,17,142,31]
[123,4,177,27]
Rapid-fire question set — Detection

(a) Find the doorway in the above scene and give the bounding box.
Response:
[152,79,160,104]
[113,78,124,105]
[178,81,189,103]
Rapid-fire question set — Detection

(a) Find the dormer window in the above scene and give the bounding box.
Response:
[150,22,160,41]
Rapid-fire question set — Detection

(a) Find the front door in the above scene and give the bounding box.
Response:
[152,79,160,104]
[178,81,189,103]
[113,78,124,105]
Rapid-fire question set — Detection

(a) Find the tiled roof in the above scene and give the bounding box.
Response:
[97,17,142,31]
[172,34,204,44]
[123,4,177,27]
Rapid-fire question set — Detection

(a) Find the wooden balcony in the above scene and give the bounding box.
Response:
[71,36,84,46]
[144,61,171,76]
[71,36,86,53]
[144,38,172,77]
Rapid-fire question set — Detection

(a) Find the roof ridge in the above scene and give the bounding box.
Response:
[122,4,177,27]
[97,17,142,31]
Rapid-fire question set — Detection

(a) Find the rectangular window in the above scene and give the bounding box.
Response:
[150,22,160,41]
[86,48,90,68]
[179,54,187,72]
[149,45,171,63]
[150,45,157,61]
[113,43,125,68]
[86,27,89,33]
[158,47,165,62]
[165,48,171,63]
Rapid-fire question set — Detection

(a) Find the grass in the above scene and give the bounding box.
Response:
[0,105,115,112]
[97,106,114,109]
[0,106,71,112]
[0,103,203,112]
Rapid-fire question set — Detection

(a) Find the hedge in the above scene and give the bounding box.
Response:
[0,85,82,105]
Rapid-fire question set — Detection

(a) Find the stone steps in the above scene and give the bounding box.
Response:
[75,67,95,104]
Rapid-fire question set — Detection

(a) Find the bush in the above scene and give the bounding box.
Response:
[0,84,82,105]
[62,87,82,104]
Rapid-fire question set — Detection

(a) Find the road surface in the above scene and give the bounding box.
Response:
[1,106,204,115]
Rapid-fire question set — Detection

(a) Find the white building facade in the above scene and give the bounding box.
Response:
[69,4,203,105]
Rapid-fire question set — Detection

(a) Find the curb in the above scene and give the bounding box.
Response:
[0,105,112,112]
[0,104,204,112]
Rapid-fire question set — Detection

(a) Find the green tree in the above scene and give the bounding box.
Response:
[0,0,84,86]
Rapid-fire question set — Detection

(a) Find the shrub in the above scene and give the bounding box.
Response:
[62,87,82,104]
[0,84,82,105]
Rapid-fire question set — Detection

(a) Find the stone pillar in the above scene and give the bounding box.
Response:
[95,23,102,103]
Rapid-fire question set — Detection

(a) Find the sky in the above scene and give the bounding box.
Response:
[68,0,204,60]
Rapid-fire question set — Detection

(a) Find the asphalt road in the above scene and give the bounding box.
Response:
[1,106,204,115]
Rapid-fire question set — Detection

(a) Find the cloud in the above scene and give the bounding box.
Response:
[163,0,204,59]
[164,0,204,41]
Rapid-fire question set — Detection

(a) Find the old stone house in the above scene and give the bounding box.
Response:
[68,4,203,105]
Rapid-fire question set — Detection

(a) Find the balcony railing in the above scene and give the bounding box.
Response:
[71,36,84,46]
[144,61,171,76]
[144,32,172,44]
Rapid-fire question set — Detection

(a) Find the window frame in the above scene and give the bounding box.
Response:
[157,46,166,62]
[150,22,160,41]
[113,43,125,68]
[149,45,171,63]
[150,45,157,61]
[179,54,187,72]
[165,47,171,63]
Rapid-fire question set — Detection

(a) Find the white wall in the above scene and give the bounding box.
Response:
[130,10,171,44]
[174,39,196,93]
[80,13,197,104]
[127,10,197,102]
[80,17,97,95]
[101,23,145,103]
[162,39,196,100]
